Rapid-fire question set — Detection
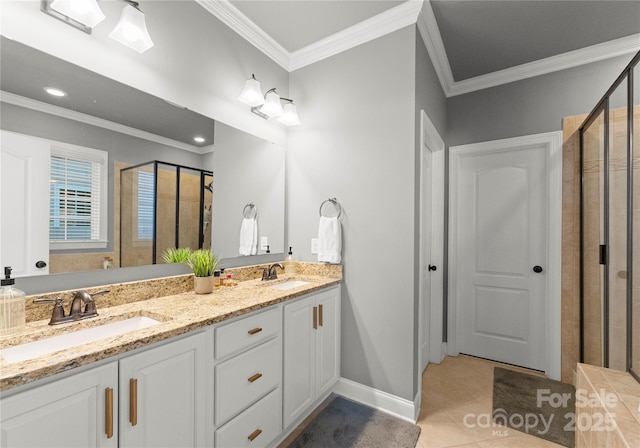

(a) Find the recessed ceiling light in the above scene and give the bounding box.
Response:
[193,136,205,143]
[44,87,67,97]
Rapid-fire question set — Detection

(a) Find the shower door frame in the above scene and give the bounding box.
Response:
[579,51,638,381]
[120,160,214,266]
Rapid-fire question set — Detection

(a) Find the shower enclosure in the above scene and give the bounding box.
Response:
[580,51,639,381]
[120,161,213,267]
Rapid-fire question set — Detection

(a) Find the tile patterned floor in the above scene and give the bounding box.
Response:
[417,354,566,448]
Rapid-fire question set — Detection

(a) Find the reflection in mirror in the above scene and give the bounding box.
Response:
[0,37,285,279]
[120,161,213,267]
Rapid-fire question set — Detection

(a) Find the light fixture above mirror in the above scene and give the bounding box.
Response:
[238,74,301,126]
[41,0,154,53]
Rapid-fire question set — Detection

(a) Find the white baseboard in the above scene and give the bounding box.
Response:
[332,377,417,423]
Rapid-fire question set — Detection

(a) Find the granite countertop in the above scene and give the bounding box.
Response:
[0,273,340,392]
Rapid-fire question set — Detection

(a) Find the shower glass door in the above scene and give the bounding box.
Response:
[608,81,629,371]
[581,108,606,367]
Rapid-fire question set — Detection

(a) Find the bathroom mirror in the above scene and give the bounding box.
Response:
[0,37,285,276]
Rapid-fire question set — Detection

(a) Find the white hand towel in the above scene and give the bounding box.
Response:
[239,218,257,256]
[317,216,341,263]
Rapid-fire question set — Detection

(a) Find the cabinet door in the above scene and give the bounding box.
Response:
[119,332,206,448]
[315,288,340,397]
[0,362,118,448]
[283,296,315,428]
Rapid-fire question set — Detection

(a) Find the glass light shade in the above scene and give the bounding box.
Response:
[238,77,265,107]
[50,0,105,27]
[259,90,283,118]
[109,4,154,53]
[277,102,301,126]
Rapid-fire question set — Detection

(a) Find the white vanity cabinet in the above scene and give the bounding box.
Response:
[0,331,208,448]
[213,306,283,448]
[283,286,340,428]
[0,362,118,448]
[119,331,208,448]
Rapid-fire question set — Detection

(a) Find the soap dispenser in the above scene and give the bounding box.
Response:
[283,247,296,276]
[0,266,26,335]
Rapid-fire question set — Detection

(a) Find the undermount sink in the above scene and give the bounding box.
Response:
[268,280,310,291]
[0,316,162,364]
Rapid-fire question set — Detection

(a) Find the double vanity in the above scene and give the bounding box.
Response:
[0,262,342,448]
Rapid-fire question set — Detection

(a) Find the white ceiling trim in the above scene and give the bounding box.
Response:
[196,0,291,71]
[289,0,423,72]
[418,1,640,97]
[1,91,209,154]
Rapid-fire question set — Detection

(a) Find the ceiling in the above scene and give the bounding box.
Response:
[227,0,640,82]
[0,36,215,150]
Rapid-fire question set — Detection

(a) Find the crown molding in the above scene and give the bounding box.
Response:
[1,91,206,154]
[289,0,423,72]
[416,1,454,96]
[418,0,640,97]
[447,33,640,97]
[196,0,290,71]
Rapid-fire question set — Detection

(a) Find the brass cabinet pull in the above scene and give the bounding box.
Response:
[130,378,138,427]
[248,429,262,442]
[319,304,323,327]
[105,387,113,439]
[248,373,263,383]
[248,327,262,335]
[313,306,317,330]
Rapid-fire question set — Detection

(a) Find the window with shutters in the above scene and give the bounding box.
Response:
[136,171,154,241]
[49,143,108,250]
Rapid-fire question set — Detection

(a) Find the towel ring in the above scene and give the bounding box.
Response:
[243,202,257,219]
[319,198,342,219]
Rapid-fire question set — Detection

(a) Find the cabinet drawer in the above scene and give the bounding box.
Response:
[215,307,281,360]
[215,388,282,448]
[215,337,281,425]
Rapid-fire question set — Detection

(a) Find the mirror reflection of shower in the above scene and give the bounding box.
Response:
[120,161,213,267]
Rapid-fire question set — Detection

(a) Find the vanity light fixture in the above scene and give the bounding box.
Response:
[238,74,301,126]
[41,0,105,33]
[109,1,154,54]
[41,0,154,53]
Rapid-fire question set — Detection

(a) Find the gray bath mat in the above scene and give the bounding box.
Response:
[493,367,575,448]
[286,396,421,448]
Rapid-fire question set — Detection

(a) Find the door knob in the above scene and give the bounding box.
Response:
[35,260,47,269]
[428,265,437,272]
[533,266,543,273]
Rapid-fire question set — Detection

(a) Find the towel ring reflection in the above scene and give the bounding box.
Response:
[243,203,257,219]
[319,198,342,219]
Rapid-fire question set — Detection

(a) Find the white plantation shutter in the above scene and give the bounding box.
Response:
[49,143,108,249]
[137,171,154,240]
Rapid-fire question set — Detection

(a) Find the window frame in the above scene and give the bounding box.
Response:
[49,142,108,250]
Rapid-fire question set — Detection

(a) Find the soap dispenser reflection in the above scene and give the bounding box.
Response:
[283,247,296,276]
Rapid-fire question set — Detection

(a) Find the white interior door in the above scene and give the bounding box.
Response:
[0,131,50,277]
[419,110,445,376]
[451,139,549,371]
[420,148,433,373]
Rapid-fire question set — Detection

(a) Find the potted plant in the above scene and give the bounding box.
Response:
[161,247,192,264]
[188,249,220,294]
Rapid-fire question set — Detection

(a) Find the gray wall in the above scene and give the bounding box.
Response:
[447,53,633,146]
[211,122,285,259]
[288,26,417,401]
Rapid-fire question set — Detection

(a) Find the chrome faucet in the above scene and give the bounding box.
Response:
[34,290,109,325]
[262,263,284,281]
